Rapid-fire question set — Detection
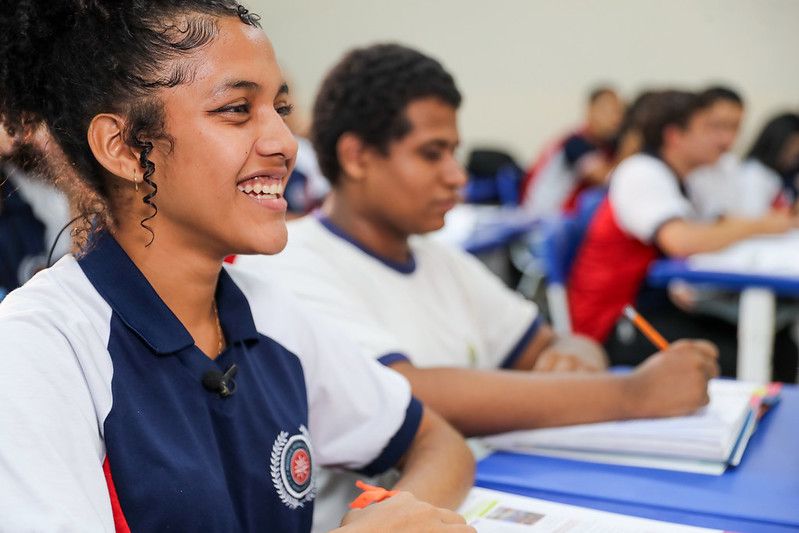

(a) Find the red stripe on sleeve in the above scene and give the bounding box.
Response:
[102,456,131,533]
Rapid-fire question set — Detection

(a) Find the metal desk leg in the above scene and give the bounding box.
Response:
[737,287,775,382]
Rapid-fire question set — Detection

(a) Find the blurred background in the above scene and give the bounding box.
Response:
[257,0,798,164]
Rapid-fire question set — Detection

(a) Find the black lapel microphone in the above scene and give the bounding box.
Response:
[202,364,238,398]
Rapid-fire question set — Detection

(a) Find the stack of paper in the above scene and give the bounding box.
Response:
[459,487,721,532]
[483,379,772,475]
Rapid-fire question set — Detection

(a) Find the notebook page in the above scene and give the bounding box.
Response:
[484,380,758,462]
[460,487,722,532]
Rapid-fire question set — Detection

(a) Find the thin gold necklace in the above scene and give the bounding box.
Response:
[213,300,225,356]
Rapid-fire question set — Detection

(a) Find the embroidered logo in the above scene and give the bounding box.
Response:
[270,425,316,509]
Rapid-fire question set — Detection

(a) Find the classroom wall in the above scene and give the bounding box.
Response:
[255,0,799,167]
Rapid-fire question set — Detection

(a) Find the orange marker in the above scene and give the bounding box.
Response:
[349,480,398,509]
[622,305,669,351]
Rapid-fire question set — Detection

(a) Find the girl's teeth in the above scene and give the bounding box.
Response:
[238,179,283,197]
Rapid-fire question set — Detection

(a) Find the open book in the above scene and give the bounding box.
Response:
[459,487,721,532]
[483,379,776,475]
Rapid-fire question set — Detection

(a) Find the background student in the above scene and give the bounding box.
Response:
[685,86,746,220]
[0,3,475,531]
[731,112,799,217]
[520,86,625,217]
[234,44,719,531]
[568,90,799,380]
[0,126,70,297]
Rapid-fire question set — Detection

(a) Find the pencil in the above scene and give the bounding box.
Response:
[622,305,670,351]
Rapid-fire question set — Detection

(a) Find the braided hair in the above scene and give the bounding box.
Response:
[0,0,260,246]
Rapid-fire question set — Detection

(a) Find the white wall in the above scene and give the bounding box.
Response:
[255,0,799,167]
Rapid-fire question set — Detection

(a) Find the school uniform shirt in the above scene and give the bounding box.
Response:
[687,155,790,219]
[233,214,539,532]
[686,152,741,220]
[285,137,331,214]
[0,173,45,294]
[235,214,541,371]
[0,231,422,532]
[520,130,612,217]
[0,163,70,295]
[568,153,698,342]
[729,159,787,217]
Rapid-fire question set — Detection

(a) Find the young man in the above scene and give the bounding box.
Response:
[685,86,746,219]
[520,86,624,217]
[568,90,799,377]
[233,45,718,529]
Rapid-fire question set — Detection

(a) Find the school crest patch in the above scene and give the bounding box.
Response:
[270,425,316,509]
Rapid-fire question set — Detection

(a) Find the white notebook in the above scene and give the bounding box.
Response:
[483,379,760,475]
[460,487,721,532]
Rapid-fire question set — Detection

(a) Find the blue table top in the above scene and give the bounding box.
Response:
[458,208,538,255]
[648,259,799,297]
[475,385,799,532]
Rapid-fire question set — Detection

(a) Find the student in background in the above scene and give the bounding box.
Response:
[281,79,331,215]
[0,3,475,531]
[668,113,799,361]
[568,90,799,380]
[0,126,70,296]
[520,86,624,217]
[613,90,659,162]
[686,86,746,219]
[732,112,799,217]
[235,44,719,531]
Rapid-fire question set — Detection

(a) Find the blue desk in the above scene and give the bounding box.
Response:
[475,385,799,532]
[434,204,537,255]
[459,208,538,255]
[648,259,799,383]
[648,259,799,296]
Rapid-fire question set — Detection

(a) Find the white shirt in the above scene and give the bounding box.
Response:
[686,152,741,220]
[610,153,697,243]
[234,215,540,532]
[730,159,783,217]
[0,234,418,532]
[235,215,541,371]
[687,155,784,219]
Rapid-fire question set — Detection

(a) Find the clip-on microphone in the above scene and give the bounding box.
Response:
[202,363,238,398]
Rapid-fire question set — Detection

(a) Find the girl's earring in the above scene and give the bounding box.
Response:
[133,171,139,192]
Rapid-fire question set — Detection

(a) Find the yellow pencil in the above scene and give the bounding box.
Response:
[622,305,670,351]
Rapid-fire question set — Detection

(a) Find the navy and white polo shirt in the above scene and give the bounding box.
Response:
[0,232,422,532]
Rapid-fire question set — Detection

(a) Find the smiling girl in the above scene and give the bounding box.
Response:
[0,2,473,531]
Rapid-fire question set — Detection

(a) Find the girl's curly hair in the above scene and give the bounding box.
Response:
[0,0,260,248]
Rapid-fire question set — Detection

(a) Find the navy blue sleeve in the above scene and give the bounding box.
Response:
[563,135,597,166]
[357,396,424,477]
[377,352,411,366]
[500,316,544,369]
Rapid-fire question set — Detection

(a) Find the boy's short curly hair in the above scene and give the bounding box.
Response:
[311,43,461,185]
